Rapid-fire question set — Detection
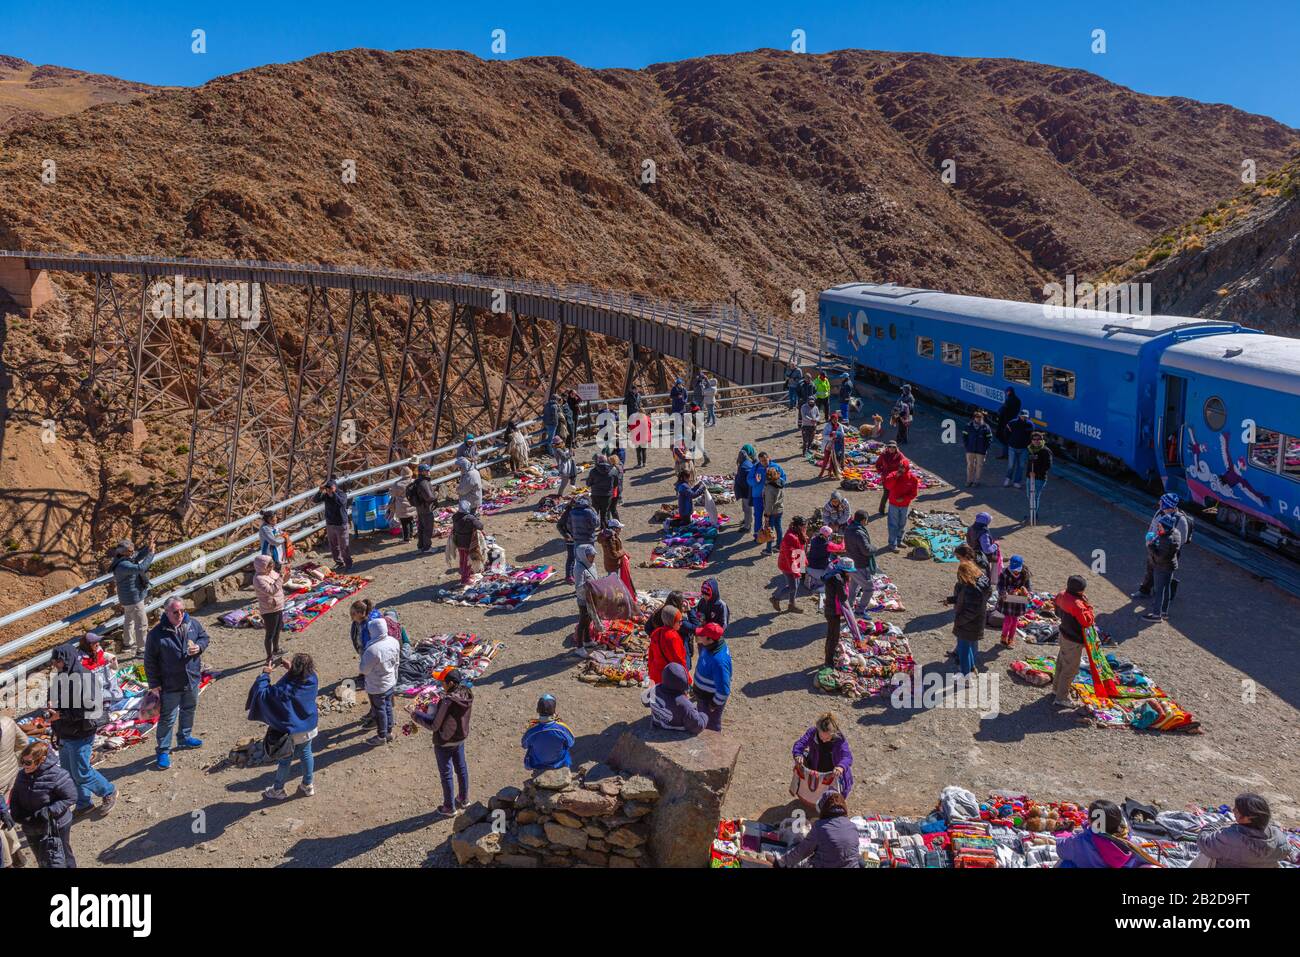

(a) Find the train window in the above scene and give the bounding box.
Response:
[1203,396,1226,431]
[1284,435,1300,481]
[1249,428,1282,473]
[970,349,994,376]
[1004,357,1031,386]
[1041,365,1076,398]
[917,336,934,359]
[889,323,897,340]
[941,342,962,366]
[875,326,884,339]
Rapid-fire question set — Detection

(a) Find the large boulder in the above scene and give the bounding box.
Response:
[608,727,741,868]
[451,822,501,865]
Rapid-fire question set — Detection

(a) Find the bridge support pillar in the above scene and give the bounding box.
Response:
[0,260,54,317]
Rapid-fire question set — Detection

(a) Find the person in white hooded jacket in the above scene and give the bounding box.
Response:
[359,619,400,745]
[456,457,484,512]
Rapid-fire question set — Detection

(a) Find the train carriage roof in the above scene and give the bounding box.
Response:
[822,283,1238,355]
[1161,333,1300,393]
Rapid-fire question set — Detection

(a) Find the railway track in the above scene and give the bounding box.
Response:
[1052,459,1300,602]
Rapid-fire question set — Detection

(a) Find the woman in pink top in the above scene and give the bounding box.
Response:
[252,553,287,661]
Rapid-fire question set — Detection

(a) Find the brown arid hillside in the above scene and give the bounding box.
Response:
[1099,154,1300,335]
[1,46,1298,632]
[0,54,163,131]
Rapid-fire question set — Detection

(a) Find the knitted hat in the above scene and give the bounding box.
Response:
[1008,555,1024,571]
[1066,575,1087,595]
[818,525,833,538]
[975,511,992,525]
[1158,513,1178,530]
[1159,492,1180,510]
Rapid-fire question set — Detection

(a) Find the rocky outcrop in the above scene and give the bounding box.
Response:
[608,727,741,868]
[454,761,660,867]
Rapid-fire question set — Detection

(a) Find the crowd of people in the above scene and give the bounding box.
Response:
[1,364,1278,872]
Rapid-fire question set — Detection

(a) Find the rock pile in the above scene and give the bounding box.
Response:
[451,762,660,868]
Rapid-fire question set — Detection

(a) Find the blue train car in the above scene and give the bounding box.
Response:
[1158,334,1300,549]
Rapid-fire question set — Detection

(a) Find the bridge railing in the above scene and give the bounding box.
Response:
[0,378,786,685]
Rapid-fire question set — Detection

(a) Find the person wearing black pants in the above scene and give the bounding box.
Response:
[253,554,286,660]
[263,611,284,660]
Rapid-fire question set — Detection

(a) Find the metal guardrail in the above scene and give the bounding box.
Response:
[0,379,786,685]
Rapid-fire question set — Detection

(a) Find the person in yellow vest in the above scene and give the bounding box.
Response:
[813,372,831,419]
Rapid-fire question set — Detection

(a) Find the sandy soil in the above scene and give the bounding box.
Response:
[54,389,1300,867]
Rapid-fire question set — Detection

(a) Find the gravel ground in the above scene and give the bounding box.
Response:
[61,387,1300,867]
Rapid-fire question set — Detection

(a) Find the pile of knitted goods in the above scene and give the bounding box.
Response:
[864,574,905,612]
[220,565,370,633]
[811,434,943,490]
[19,661,215,766]
[430,563,554,608]
[1009,649,1200,733]
[696,474,737,504]
[815,617,914,700]
[986,590,1060,643]
[643,512,729,569]
[395,633,503,695]
[903,510,965,562]
[576,589,698,687]
[528,487,589,523]
[502,462,586,495]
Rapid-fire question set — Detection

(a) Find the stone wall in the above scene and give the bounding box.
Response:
[452,761,661,868]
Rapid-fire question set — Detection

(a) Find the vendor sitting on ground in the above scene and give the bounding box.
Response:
[792,712,855,798]
[769,791,861,868]
[521,693,575,771]
[646,662,707,735]
[1056,800,1150,868]
[1191,793,1293,868]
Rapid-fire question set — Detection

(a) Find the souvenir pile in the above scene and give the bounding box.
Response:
[864,573,905,612]
[696,474,737,505]
[220,564,370,633]
[808,433,943,491]
[501,462,585,495]
[576,590,699,688]
[904,510,965,562]
[528,488,587,523]
[429,563,555,608]
[19,660,215,766]
[815,615,914,700]
[988,590,1061,644]
[643,512,729,569]
[395,632,503,695]
[708,785,1296,868]
[1010,644,1201,733]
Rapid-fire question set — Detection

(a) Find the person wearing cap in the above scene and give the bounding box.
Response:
[962,411,994,487]
[966,512,1000,575]
[1025,431,1052,520]
[48,633,119,816]
[771,791,861,868]
[693,623,732,731]
[110,533,156,656]
[883,457,920,550]
[1144,513,1181,622]
[1133,493,1192,598]
[822,558,865,666]
[522,694,575,771]
[806,524,845,612]
[456,433,479,465]
[996,555,1032,647]
[874,441,904,515]
[1004,410,1035,488]
[837,376,854,421]
[1052,575,1093,707]
[415,668,473,815]
[312,476,353,570]
[409,464,438,553]
[670,377,688,415]
[572,543,601,650]
[145,596,209,769]
[359,617,400,745]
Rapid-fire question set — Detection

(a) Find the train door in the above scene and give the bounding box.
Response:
[1160,375,1188,475]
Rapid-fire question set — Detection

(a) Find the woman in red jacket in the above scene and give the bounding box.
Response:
[770,516,808,614]
[883,458,920,550]
[648,605,690,684]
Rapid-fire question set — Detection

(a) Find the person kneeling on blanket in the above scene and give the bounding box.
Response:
[769,791,861,868]
[1056,800,1154,868]
[522,693,575,771]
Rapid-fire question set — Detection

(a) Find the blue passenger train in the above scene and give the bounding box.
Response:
[819,283,1300,552]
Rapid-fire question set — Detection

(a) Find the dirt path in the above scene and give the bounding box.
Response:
[63,391,1300,867]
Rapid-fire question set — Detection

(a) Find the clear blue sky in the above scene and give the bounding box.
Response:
[4,0,1298,127]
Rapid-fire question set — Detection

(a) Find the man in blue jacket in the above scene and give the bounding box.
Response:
[145,596,210,769]
[313,476,353,570]
[750,452,785,543]
[670,378,688,415]
[521,694,576,771]
[961,411,994,487]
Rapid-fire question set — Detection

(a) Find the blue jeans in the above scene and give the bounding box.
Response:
[956,639,978,676]
[706,404,716,426]
[787,387,798,409]
[563,541,576,578]
[273,739,315,789]
[434,743,469,808]
[764,512,783,551]
[1151,567,1174,616]
[839,400,850,420]
[1027,476,1047,515]
[156,686,198,754]
[370,690,395,738]
[887,503,910,546]
[544,423,557,451]
[58,734,115,810]
[1006,448,1027,484]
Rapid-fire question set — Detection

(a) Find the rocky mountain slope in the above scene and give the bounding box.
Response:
[1,46,1297,627]
[0,54,161,130]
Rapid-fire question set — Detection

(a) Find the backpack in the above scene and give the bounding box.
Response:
[1181,512,1194,544]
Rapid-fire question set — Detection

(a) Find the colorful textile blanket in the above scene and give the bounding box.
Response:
[806,434,943,490]
[865,573,905,612]
[395,633,502,695]
[817,617,914,699]
[643,512,729,569]
[905,511,965,562]
[223,571,370,634]
[430,563,554,608]
[697,474,738,504]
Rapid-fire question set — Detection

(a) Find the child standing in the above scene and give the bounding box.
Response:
[762,467,785,556]
[996,555,1032,647]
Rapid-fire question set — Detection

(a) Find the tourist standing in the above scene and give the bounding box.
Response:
[949,559,991,679]
[258,510,284,569]
[799,395,821,456]
[813,371,831,419]
[837,376,853,421]
[248,653,319,800]
[589,453,619,527]
[48,637,117,816]
[821,558,864,664]
[785,366,802,412]
[1003,411,1034,488]
[874,441,903,515]
[995,387,1022,460]
[962,411,993,487]
[693,623,732,731]
[557,494,598,583]
[360,618,399,745]
[410,464,438,553]
[1052,575,1092,708]
[648,605,690,684]
[771,515,808,613]
[883,457,919,550]
[252,554,286,661]
[1026,432,1052,521]
[417,668,473,816]
[670,378,688,415]
[761,466,786,556]
[9,741,77,867]
[1144,514,1181,622]
[451,501,484,587]
[841,510,878,613]
[110,534,156,656]
[388,466,415,543]
[313,477,353,570]
[145,596,209,769]
[1133,493,1193,599]
[735,444,757,533]
[572,543,600,650]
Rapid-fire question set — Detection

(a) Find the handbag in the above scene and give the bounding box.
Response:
[38,815,68,868]
[263,728,294,762]
[756,526,776,545]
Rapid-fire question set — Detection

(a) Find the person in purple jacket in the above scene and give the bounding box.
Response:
[647,663,707,735]
[771,791,861,868]
[792,713,854,797]
[1055,800,1148,868]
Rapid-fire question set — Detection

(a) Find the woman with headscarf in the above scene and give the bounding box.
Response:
[950,558,992,679]
[821,558,864,665]
[771,791,860,868]
[966,511,1002,578]
[388,465,416,542]
[573,543,601,650]
[247,653,319,800]
[734,444,757,532]
[507,420,531,472]
[648,604,689,685]
[792,713,855,799]
[455,456,483,512]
